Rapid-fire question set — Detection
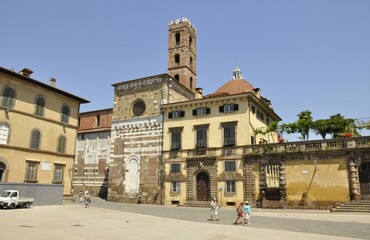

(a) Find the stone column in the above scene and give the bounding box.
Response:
[348,159,360,201]
[279,160,287,201]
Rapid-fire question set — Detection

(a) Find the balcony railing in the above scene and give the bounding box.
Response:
[162,136,370,159]
[244,136,370,154]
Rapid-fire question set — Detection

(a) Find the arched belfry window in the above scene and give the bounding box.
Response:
[190,57,193,66]
[2,86,16,109]
[189,36,193,47]
[174,75,180,81]
[175,32,181,45]
[35,96,45,116]
[190,77,193,89]
[175,54,180,64]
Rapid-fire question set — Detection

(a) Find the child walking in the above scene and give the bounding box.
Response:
[243,201,252,224]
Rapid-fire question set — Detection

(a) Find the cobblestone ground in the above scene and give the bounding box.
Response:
[71,197,370,239]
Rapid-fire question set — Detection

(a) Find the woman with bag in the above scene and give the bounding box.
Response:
[234,202,245,225]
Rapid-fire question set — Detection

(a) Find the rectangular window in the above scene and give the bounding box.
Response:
[53,164,65,183]
[25,161,38,182]
[226,181,236,193]
[220,104,239,113]
[171,181,180,193]
[171,163,181,173]
[196,128,207,148]
[97,115,101,126]
[265,164,280,188]
[223,125,236,146]
[171,131,181,150]
[193,108,210,116]
[225,161,236,171]
[257,110,265,121]
[251,106,256,114]
[169,111,185,119]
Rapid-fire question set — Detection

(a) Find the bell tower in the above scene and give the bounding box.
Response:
[168,17,197,92]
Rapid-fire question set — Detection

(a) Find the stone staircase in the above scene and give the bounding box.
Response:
[331,201,370,213]
[182,201,210,208]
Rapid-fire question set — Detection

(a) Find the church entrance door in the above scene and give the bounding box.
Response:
[359,162,370,200]
[196,172,209,201]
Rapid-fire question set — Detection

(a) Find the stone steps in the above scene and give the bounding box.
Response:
[331,201,370,213]
[182,201,210,208]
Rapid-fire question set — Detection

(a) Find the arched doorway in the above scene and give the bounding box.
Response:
[0,162,6,182]
[196,172,209,201]
[125,156,140,194]
[359,162,370,200]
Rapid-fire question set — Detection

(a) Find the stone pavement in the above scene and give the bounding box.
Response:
[1,197,369,240]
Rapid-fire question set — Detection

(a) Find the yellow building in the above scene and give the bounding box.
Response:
[0,66,89,197]
[162,67,281,206]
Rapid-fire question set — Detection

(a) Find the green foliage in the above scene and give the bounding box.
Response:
[313,119,330,139]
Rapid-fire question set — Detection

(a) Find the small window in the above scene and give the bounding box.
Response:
[97,114,101,127]
[35,96,45,116]
[168,111,185,119]
[174,74,180,81]
[257,110,265,121]
[61,105,70,124]
[193,107,210,116]
[225,161,236,171]
[57,135,66,153]
[190,57,193,66]
[2,86,16,109]
[171,181,180,193]
[171,131,181,150]
[219,104,239,113]
[190,77,193,89]
[25,161,38,182]
[175,32,181,45]
[171,163,181,173]
[251,106,256,114]
[226,181,236,193]
[175,54,180,64]
[30,129,41,149]
[53,164,65,183]
[189,36,193,46]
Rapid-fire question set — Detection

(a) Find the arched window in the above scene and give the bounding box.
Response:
[2,86,15,109]
[175,54,180,64]
[30,129,41,149]
[190,77,193,89]
[0,123,9,144]
[61,105,70,124]
[57,135,66,153]
[189,36,193,47]
[175,32,181,45]
[174,74,180,81]
[35,96,45,116]
[190,57,193,66]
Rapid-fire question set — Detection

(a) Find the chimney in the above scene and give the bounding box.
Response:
[19,68,33,77]
[49,77,56,87]
[195,88,203,99]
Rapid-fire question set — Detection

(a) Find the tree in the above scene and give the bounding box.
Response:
[296,110,313,141]
[313,119,330,139]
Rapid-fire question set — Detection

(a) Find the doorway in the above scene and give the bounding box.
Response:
[0,162,5,182]
[359,162,370,200]
[196,172,209,201]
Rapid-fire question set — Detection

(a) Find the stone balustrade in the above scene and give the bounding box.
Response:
[162,136,370,159]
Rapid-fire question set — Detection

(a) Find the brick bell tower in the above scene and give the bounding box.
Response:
[168,17,197,92]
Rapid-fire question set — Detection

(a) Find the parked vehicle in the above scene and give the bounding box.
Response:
[0,190,34,209]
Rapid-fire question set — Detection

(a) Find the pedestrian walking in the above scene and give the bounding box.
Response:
[210,197,220,221]
[78,191,83,203]
[84,191,91,208]
[243,201,251,224]
[234,202,245,225]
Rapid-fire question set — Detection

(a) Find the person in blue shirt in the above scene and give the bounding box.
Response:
[243,201,251,224]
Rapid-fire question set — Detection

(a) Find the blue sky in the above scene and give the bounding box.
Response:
[1,0,369,140]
